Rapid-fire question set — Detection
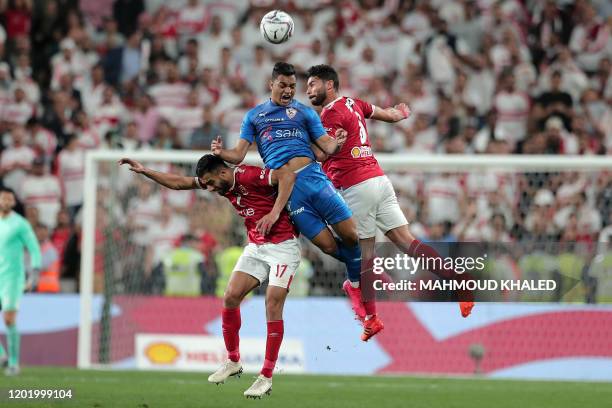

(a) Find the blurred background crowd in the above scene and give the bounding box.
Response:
[0,0,611,298]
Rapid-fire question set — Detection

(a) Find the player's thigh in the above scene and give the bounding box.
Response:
[0,279,24,313]
[288,199,328,240]
[287,177,327,239]
[261,239,301,291]
[329,217,358,246]
[376,176,409,234]
[230,245,269,295]
[310,227,340,256]
[297,163,352,227]
[225,270,261,302]
[341,179,380,239]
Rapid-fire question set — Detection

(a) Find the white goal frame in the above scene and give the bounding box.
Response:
[77,150,612,368]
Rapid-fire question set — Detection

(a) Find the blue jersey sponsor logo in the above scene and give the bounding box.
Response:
[275,128,303,139]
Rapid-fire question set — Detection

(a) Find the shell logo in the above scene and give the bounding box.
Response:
[351,147,361,158]
[145,342,180,364]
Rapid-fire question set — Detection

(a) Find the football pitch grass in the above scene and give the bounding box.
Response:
[2,367,611,408]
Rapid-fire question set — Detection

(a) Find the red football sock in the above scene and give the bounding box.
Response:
[407,240,453,279]
[222,307,241,362]
[363,300,377,316]
[261,320,284,378]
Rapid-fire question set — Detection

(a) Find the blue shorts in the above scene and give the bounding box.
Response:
[287,162,352,239]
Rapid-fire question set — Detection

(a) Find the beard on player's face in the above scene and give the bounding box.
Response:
[308,88,326,106]
[215,179,231,195]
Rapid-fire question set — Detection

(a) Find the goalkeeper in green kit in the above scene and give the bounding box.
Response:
[0,187,41,376]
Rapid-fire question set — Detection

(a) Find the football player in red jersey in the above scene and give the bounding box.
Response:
[119,155,298,398]
[305,65,474,330]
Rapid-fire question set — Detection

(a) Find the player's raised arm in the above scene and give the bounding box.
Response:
[118,158,198,190]
[370,103,412,123]
[211,136,250,165]
[256,167,296,235]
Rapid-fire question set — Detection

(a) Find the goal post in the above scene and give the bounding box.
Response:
[77,150,612,369]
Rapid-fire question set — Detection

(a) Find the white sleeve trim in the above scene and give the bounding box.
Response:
[368,105,378,118]
[194,176,204,189]
[268,169,274,186]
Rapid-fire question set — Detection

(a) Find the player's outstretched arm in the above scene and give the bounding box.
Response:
[211,136,250,165]
[118,158,197,190]
[256,167,296,236]
[370,103,411,123]
[314,129,347,155]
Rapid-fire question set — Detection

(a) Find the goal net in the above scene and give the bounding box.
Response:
[77,151,612,369]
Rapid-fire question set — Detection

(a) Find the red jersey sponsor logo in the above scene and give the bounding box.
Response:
[350,146,373,159]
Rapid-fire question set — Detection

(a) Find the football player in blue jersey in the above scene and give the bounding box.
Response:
[212,62,380,338]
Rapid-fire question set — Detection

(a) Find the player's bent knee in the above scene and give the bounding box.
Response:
[319,241,338,256]
[223,288,244,308]
[265,288,287,319]
[344,232,359,248]
[335,221,359,247]
[265,298,285,320]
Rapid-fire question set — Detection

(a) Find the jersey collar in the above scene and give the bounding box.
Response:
[229,167,237,192]
[323,96,343,110]
[268,98,294,107]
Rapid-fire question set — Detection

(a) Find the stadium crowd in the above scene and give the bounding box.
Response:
[0,0,611,297]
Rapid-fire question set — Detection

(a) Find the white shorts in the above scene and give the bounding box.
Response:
[341,176,408,239]
[233,238,301,289]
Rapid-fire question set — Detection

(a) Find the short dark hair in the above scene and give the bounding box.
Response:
[305,64,339,91]
[0,186,15,195]
[272,62,296,79]
[195,154,227,177]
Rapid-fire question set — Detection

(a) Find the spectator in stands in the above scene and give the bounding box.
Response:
[34,223,60,293]
[524,189,558,240]
[161,233,205,297]
[132,93,159,143]
[536,70,573,130]
[20,156,61,229]
[27,118,57,164]
[56,134,85,219]
[494,69,530,150]
[0,125,35,194]
[175,0,208,41]
[3,85,33,125]
[147,202,188,272]
[112,0,144,38]
[149,61,190,108]
[190,104,224,150]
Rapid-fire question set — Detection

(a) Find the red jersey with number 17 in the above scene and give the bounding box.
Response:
[196,165,297,245]
[320,96,384,190]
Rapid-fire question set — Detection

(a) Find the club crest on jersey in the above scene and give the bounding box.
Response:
[237,185,248,196]
[351,146,373,158]
[286,108,297,119]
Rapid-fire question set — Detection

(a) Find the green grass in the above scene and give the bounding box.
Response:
[1,367,611,408]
